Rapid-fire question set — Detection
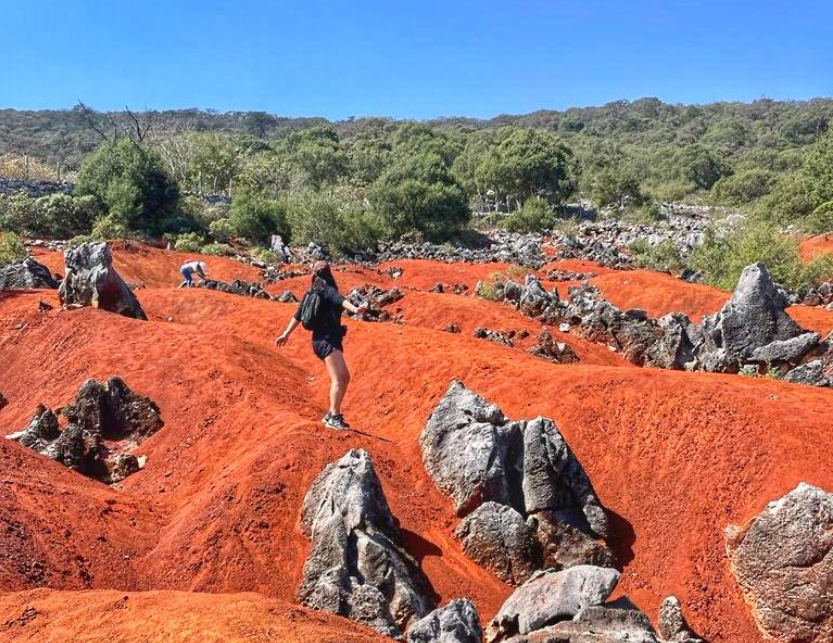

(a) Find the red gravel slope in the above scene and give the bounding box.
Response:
[2,253,833,642]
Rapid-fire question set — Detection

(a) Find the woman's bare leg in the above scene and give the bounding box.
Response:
[324,349,351,415]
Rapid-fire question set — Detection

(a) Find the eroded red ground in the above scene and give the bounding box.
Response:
[2,243,833,642]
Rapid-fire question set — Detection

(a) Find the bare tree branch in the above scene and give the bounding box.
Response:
[77,100,111,141]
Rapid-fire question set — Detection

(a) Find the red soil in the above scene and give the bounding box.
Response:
[3,249,833,642]
[31,241,262,288]
[800,233,833,261]
[0,589,389,642]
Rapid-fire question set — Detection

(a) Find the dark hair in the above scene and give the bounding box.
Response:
[312,261,338,290]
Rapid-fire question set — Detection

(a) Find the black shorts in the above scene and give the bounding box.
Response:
[313,338,343,360]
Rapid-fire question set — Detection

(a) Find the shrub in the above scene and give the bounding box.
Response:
[201,242,234,256]
[0,193,38,235]
[0,232,26,266]
[251,247,280,263]
[174,232,206,252]
[90,213,133,241]
[285,188,383,255]
[710,169,773,205]
[369,152,470,242]
[805,201,833,234]
[75,139,180,236]
[690,220,833,292]
[229,188,287,245]
[35,194,102,238]
[629,238,684,273]
[208,217,235,243]
[503,198,553,233]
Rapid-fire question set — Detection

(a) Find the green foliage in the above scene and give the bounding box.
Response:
[285,186,382,255]
[208,217,235,243]
[806,201,833,234]
[90,212,133,241]
[503,198,554,233]
[710,169,773,205]
[250,247,280,263]
[805,129,833,206]
[229,188,287,245]
[76,139,180,236]
[475,127,573,209]
[200,242,234,256]
[690,221,833,292]
[0,232,26,266]
[369,153,470,241]
[628,238,684,273]
[173,232,206,252]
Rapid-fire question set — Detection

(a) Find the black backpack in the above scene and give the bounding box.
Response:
[298,287,323,330]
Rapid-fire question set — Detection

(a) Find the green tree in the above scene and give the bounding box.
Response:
[189,133,240,193]
[475,128,573,210]
[710,169,773,205]
[369,152,470,241]
[285,126,347,189]
[75,139,179,236]
[228,188,287,245]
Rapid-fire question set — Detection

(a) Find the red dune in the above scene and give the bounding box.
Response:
[4,247,833,642]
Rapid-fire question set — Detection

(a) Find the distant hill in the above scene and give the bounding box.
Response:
[2,97,832,172]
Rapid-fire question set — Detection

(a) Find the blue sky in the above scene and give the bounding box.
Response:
[1,0,831,119]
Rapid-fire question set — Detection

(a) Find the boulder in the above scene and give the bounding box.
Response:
[298,449,434,637]
[522,604,659,643]
[58,242,146,319]
[9,377,162,483]
[519,275,557,319]
[421,382,614,579]
[420,381,521,516]
[0,257,59,290]
[6,404,61,451]
[657,596,704,643]
[726,482,833,642]
[528,328,579,364]
[274,290,298,303]
[713,263,803,364]
[749,332,820,364]
[198,279,270,299]
[782,359,833,387]
[486,566,620,642]
[456,502,539,585]
[522,418,609,538]
[407,599,482,643]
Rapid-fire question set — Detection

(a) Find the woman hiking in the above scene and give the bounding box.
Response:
[275,261,366,430]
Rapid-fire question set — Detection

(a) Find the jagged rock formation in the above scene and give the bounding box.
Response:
[456,503,539,586]
[528,328,578,364]
[519,275,559,320]
[421,382,613,585]
[197,279,270,299]
[702,263,806,368]
[486,566,620,641]
[273,290,298,303]
[474,327,518,347]
[726,482,833,643]
[495,263,826,382]
[658,597,704,643]
[59,242,146,320]
[348,284,405,322]
[407,599,482,643]
[0,257,59,290]
[298,449,435,638]
[6,377,162,483]
[485,566,703,642]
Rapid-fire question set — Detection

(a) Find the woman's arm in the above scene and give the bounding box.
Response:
[342,300,367,315]
[275,317,300,347]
